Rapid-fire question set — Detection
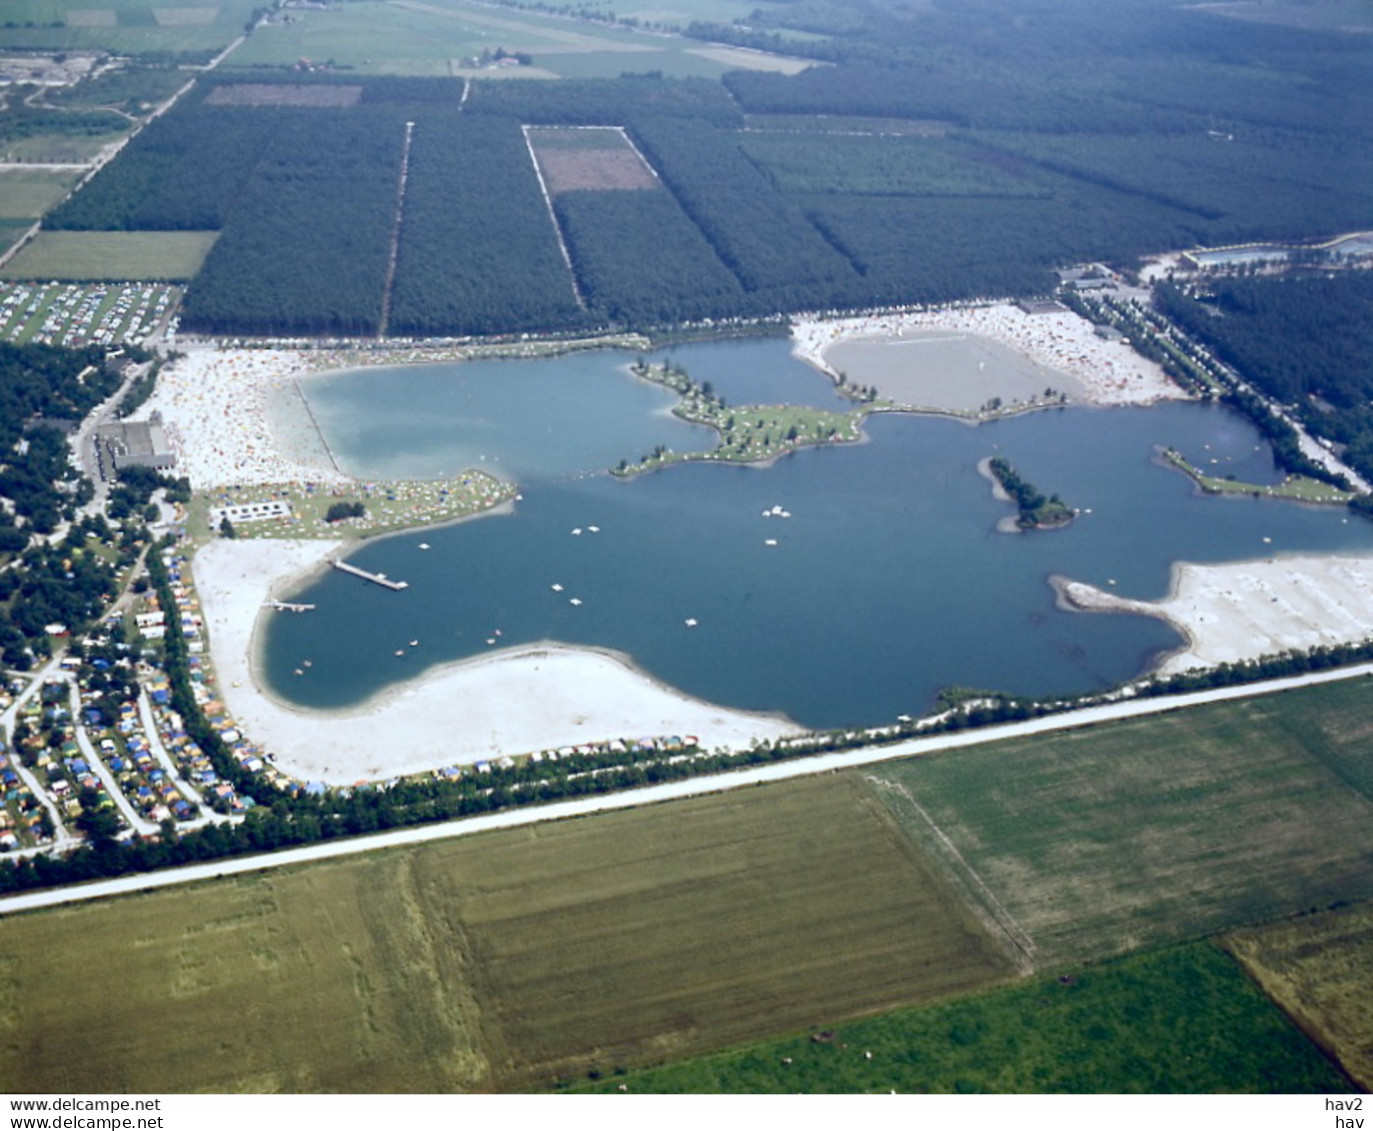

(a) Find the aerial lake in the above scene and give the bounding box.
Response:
[263,339,1373,730]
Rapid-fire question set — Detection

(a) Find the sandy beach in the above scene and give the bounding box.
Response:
[1054,553,1373,675]
[193,538,803,783]
[792,302,1181,410]
[137,346,350,488]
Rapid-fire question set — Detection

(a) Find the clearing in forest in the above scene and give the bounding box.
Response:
[205,83,364,106]
[526,125,660,194]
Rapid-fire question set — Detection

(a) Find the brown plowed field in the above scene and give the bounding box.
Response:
[534,147,659,194]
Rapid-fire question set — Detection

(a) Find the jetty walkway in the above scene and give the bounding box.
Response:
[330,558,408,590]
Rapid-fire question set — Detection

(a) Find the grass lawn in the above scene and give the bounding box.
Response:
[0,230,217,281]
[867,686,1373,968]
[1224,901,1373,1091]
[0,220,31,260]
[1161,449,1353,504]
[0,774,1013,1092]
[0,167,81,219]
[577,941,1356,1092]
[191,472,516,542]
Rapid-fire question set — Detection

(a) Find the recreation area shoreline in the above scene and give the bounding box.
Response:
[139,308,1373,783]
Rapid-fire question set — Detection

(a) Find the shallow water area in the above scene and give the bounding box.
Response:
[297,350,717,482]
[824,330,1089,411]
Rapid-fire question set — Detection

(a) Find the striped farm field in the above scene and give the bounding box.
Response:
[867,682,1373,969]
[0,230,217,281]
[0,774,1014,1093]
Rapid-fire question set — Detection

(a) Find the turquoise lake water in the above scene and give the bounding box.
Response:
[264,339,1373,729]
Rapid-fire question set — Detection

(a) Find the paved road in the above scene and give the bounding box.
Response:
[3,659,1370,916]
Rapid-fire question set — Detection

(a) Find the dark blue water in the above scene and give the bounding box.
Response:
[263,369,1373,729]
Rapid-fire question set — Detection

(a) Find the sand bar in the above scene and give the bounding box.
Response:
[1054,553,1373,675]
[793,302,1181,411]
[193,538,803,783]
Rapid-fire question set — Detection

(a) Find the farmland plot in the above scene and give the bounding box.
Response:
[0,857,490,1093]
[1225,901,1373,1090]
[868,692,1373,969]
[0,775,1013,1093]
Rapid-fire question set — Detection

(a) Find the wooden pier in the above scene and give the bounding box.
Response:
[330,558,409,590]
[265,600,315,612]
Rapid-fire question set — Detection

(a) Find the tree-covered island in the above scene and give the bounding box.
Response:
[986,456,1076,531]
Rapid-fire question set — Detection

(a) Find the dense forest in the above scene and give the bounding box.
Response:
[388,116,587,337]
[178,106,405,336]
[553,188,745,325]
[627,116,856,301]
[25,0,1371,337]
[1156,274,1373,483]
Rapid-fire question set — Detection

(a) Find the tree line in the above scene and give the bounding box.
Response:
[1155,277,1373,485]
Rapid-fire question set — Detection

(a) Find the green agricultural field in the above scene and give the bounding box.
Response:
[1225,902,1373,1091]
[0,0,261,56]
[0,130,123,164]
[224,0,806,79]
[0,857,490,1092]
[0,220,31,260]
[0,167,80,219]
[0,229,217,280]
[578,942,1355,1093]
[0,775,1014,1093]
[867,685,1373,969]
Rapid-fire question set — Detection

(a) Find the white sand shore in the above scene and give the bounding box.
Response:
[1054,553,1373,675]
[137,346,349,488]
[793,302,1181,409]
[193,538,803,783]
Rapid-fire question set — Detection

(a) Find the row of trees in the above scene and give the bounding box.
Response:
[14,592,1373,894]
[1155,276,1373,484]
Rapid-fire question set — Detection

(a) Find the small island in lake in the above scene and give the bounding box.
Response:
[986,455,1077,531]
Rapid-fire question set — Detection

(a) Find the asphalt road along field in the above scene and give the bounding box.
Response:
[4,660,1373,917]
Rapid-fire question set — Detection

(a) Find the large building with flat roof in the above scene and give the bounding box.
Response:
[96,411,176,475]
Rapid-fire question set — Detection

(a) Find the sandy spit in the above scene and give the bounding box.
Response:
[1053,553,1373,675]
